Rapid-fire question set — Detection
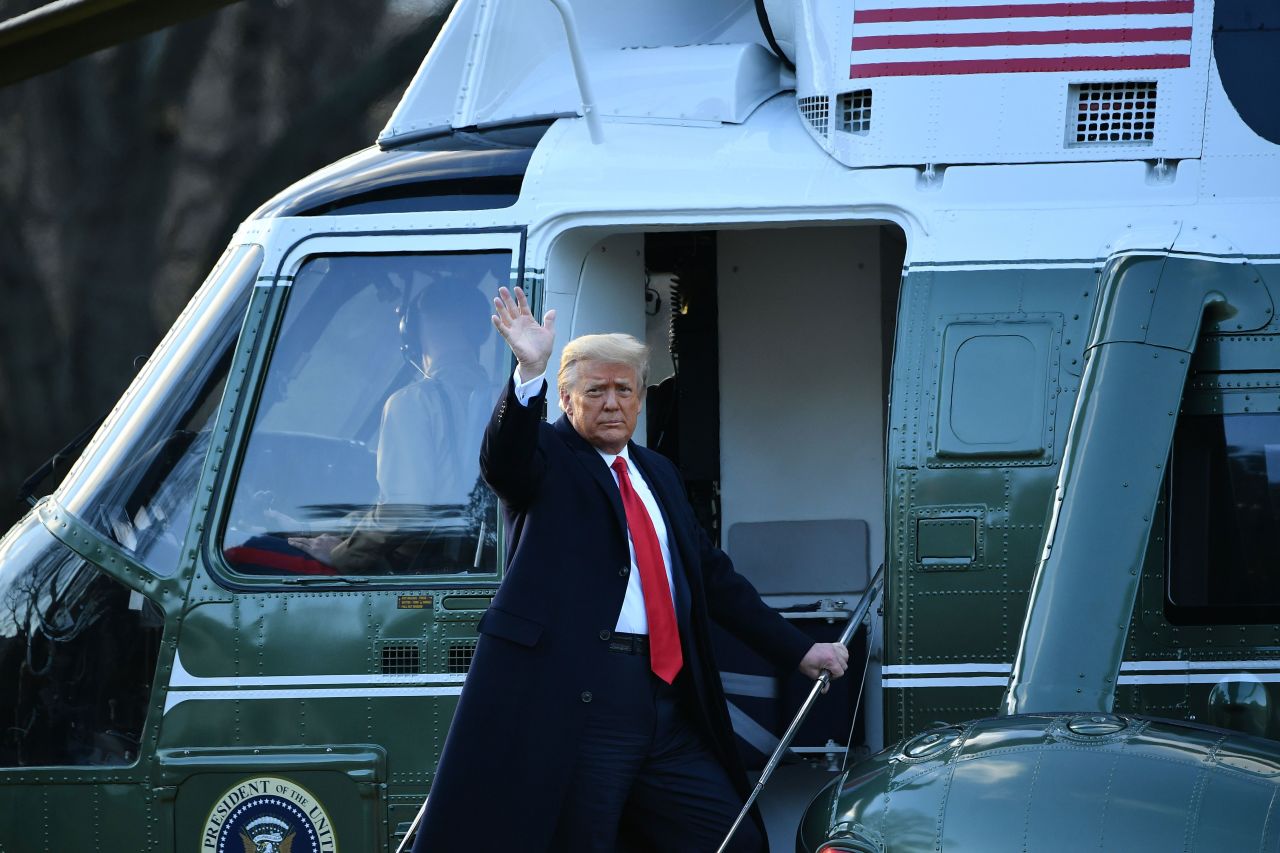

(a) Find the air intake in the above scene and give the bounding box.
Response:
[448,641,477,674]
[380,643,421,675]
[837,89,873,135]
[798,94,830,138]
[1068,82,1157,146]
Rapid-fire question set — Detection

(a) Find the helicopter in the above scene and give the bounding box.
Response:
[2,0,1279,850]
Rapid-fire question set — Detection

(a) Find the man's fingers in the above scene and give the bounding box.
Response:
[493,292,513,327]
[495,287,550,333]
[826,644,849,679]
[499,286,525,318]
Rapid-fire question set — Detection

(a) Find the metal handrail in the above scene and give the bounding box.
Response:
[716,563,885,853]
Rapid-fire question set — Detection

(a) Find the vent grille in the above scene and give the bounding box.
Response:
[447,641,477,674]
[798,95,830,138]
[837,89,873,134]
[1069,82,1156,146]
[380,643,421,675]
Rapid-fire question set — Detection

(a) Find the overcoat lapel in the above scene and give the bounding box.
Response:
[553,416,627,536]
[629,445,697,573]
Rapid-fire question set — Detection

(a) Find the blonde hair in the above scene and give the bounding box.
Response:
[558,333,650,394]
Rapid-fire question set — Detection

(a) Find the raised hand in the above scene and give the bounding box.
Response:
[491,286,556,378]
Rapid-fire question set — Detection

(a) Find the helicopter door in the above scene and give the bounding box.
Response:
[160,231,525,851]
[219,235,522,578]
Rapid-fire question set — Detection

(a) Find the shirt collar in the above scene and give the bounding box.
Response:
[596,444,632,471]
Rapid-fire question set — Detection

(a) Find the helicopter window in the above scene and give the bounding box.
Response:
[0,513,164,768]
[222,251,510,578]
[297,176,522,216]
[57,245,261,577]
[1167,412,1280,624]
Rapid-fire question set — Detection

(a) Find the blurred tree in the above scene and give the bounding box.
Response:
[0,0,453,528]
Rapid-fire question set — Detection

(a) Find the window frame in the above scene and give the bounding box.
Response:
[1165,407,1280,626]
[206,228,527,591]
[55,244,262,577]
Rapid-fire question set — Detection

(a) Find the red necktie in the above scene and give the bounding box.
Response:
[611,457,683,683]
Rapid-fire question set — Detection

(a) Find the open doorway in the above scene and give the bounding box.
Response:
[642,227,900,571]
[547,220,906,842]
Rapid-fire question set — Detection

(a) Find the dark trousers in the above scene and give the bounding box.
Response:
[550,647,765,853]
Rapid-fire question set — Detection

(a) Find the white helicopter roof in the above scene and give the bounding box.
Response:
[380,0,783,146]
[382,0,1222,171]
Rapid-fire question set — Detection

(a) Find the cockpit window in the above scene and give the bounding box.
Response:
[221,251,510,578]
[1167,412,1280,624]
[0,513,163,767]
[57,245,260,576]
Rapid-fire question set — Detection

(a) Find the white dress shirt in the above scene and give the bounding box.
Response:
[513,367,676,634]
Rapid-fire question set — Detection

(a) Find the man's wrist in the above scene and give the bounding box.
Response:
[516,361,549,383]
[512,365,548,407]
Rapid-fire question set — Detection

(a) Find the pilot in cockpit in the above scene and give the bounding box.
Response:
[290,272,500,573]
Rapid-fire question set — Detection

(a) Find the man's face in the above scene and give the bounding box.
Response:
[560,360,644,454]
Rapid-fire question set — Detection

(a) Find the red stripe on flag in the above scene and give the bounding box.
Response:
[849,53,1191,76]
[852,26,1191,50]
[854,1,1194,24]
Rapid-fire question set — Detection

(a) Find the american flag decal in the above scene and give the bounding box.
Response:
[850,0,1194,78]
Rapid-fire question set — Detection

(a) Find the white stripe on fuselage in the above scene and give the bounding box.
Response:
[883,660,1280,688]
[163,651,467,713]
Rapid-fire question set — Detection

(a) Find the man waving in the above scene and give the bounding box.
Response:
[414,286,848,853]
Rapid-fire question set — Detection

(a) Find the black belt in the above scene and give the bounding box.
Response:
[607,632,649,655]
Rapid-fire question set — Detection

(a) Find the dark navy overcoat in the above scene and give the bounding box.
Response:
[414,380,812,852]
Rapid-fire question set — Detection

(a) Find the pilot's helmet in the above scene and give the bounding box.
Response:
[399,270,497,367]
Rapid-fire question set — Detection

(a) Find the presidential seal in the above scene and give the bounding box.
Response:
[202,776,337,853]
